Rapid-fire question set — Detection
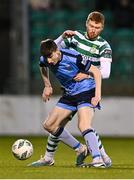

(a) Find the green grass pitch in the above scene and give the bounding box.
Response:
[0,136,134,179]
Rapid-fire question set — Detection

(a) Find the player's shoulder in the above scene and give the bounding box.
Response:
[98,35,108,43]
[98,36,111,49]
[39,55,48,62]
[39,56,47,67]
[75,30,85,37]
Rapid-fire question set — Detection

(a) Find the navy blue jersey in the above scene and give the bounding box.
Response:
[39,48,95,95]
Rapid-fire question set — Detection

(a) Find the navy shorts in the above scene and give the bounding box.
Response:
[56,88,101,111]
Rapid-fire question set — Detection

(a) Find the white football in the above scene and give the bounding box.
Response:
[12,139,33,160]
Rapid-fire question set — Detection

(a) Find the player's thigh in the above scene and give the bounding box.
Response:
[44,106,72,128]
[77,107,94,132]
[60,111,77,127]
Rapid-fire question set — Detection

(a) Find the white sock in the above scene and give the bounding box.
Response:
[44,151,54,162]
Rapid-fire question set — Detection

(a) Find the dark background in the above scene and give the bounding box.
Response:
[0,0,134,95]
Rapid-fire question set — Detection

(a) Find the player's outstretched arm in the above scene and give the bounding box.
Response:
[54,30,76,49]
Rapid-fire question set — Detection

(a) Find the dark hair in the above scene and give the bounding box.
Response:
[40,39,57,58]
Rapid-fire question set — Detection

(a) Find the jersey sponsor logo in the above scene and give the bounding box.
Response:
[81,55,98,63]
[81,55,90,65]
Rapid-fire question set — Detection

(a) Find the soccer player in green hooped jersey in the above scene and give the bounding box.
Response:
[28,11,112,168]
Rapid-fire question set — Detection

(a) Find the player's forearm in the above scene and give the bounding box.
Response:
[89,65,102,98]
[54,35,63,48]
[94,72,101,99]
[54,35,66,49]
[40,67,52,87]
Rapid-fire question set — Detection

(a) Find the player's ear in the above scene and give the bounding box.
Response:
[101,25,104,31]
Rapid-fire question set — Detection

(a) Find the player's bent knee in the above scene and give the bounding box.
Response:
[43,120,51,131]
[43,120,56,133]
[78,123,92,133]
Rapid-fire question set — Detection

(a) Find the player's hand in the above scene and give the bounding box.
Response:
[73,72,89,81]
[91,96,101,106]
[62,30,75,38]
[42,87,53,102]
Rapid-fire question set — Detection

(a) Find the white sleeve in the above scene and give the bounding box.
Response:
[54,36,66,49]
[99,57,112,79]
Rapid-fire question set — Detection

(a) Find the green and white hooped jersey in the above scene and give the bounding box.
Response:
[61,30,112,68]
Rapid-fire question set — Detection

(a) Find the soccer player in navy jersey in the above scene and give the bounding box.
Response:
[29,39,105,167]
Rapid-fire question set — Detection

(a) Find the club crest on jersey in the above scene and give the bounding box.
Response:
[90,45,97,54]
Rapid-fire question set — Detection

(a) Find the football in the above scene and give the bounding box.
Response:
[12,139,33,160]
